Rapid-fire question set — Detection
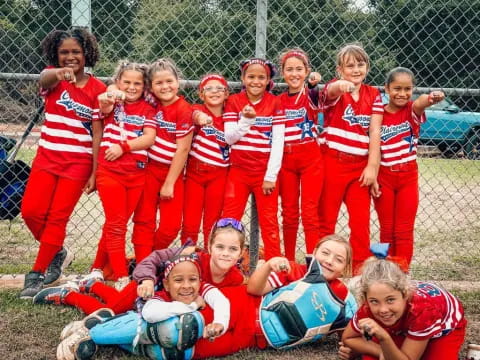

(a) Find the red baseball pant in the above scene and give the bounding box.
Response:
[279,142,323,259]
[21,168,85,271]
[181,158,228,247]
[132,162,184,251]
[318,150,371,273]
[96,167,145,279]
[222,166,281,260]
[63,281,138,315]
[374,165,419,268]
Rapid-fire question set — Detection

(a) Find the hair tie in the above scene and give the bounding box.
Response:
[370,243,390,259]
[239,58,276,79]
[164,254,201,279]
[199,74,228,91]
[281,50,309,67]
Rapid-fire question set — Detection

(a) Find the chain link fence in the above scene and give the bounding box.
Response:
[1,0,479,289]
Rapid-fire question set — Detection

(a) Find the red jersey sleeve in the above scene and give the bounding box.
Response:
[267,262,307,289]
[175,99,194,139]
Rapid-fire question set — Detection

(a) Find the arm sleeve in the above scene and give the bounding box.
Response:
[224,116,255,145]
[142,299,199,323]
[264,123,285,182]
[133,247,181,284]
[202,286,230,334]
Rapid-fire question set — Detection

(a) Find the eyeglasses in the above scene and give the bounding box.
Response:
[214,217,245,233]
[203,86,227,93]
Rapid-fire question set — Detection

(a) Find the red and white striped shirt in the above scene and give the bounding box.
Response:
[320,80,383,156]
[148,96,194,165]
[223,91,286,172]
[279,90,319,145]
[34,70,106,180]
[380,101,425,167]
[189,104,229,167]
[352,281,466,340]
[98,99,156,174]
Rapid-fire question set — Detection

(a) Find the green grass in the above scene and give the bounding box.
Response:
[418,157,480,185]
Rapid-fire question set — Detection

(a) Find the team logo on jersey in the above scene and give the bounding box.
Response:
[285,108,306,120]
[154,111,176,132]
[403,130,415,152]
[263,130,272,144]
[56,90,92,120]
[114,107,145,126]
[201,126,226,143]
[342,105,370,127]
[82,121,93,137]
[417,283,441,297]
[380,122,411,142]
[255,116,273,126]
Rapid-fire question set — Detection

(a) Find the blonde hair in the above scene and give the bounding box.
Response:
[336,43,370,70]
[357,257,413,304]
[113,59,148,86]
[148,58,182,83]
[208,226,246,251]
[314,234,352,278]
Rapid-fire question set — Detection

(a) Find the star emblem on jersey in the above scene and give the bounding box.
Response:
[81,121,93,137]
[263,131,272,144]
[295,115,314,140]
[219,144,229,160]
[403,129,415,152]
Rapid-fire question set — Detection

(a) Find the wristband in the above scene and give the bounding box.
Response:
[120,140,131,153]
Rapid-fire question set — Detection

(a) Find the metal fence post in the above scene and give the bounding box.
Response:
[249,0,268,274]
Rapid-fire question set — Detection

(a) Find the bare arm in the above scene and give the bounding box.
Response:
[39,67,76,89]
[160,132,193,199]
[84,120,103,194]
[247,257,290,295]
[412,91,445,116]
[360,113,382,187]
[342,322,383,357]
[326,79,356,100]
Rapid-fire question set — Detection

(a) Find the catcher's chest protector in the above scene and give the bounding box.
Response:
[259,260,358,349]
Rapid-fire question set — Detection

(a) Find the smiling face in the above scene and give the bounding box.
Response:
[200,79,228,107]
[209,229,242,273]
[241,63,269,102]
[150,70,180,106]
[57,38,85,75]
[313,240,348,281]
[162,261,201,304]
[366,282,408,327]
[385,73,414,111]
[282,56,309,93]
[337,55,368,86]
[116,69,144,103]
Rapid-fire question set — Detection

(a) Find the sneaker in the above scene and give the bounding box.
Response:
[114,276,130,291]
[57,329,96,360]
[44,247,74,286]
[60,308,114,340]
[33,281,79,305]
[77,268,104,292]
[19,271,45,299]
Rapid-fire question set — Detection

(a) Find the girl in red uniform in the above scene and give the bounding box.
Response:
[180,74,230,246]
[318,43,383,273]
[132,58,194,252]
[33,218,245,326]
[372,67,445,270]
[20,29,106,298]
[89,60,156,289]
[222,58,286,260]
[277,48,324,260]
[341,257,466,360]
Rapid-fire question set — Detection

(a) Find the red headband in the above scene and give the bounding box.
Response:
[241,59,273,77]
[164,255,202,279]
[199,74,228,91]
[281,51,309,67]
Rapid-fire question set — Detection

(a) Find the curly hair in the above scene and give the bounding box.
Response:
[41,28,100,68]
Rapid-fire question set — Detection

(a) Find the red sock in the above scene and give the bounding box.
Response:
[63,292,105,315]
[106,281,138,314]
[91,248,109,270]
[32,243,62,273]
[134,245,152,264]
[91,282,120,303]
[108,251,128,279]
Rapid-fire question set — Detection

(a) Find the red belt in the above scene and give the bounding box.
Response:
[284,140,319,154]
[326,148,368,163]
[187,157,226,172]
[383,161,417,172]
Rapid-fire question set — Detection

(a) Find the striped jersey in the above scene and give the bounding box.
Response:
[278,89,320,145]
[380,101,425,167]
[148,96,194,165]
[223,91,286,172]
[34,70,106,180]
[189,104,229,167]
[320,80,383,156]
[352,281,466,340]
[98,99,156,174]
